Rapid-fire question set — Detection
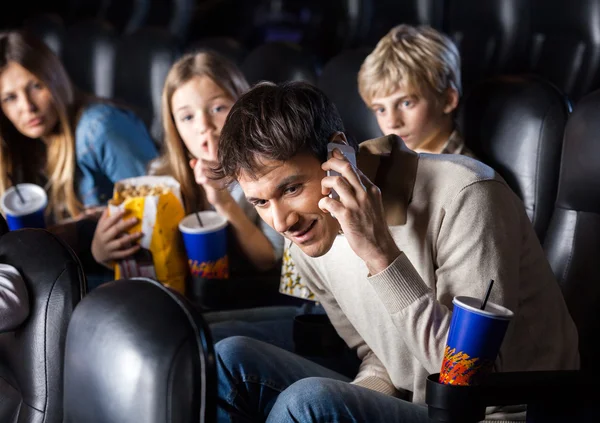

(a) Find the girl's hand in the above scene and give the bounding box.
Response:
[91,209,143,268]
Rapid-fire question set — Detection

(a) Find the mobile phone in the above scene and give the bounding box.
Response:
[326,142,357,200]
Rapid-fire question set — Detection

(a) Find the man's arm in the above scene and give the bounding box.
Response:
[0,264,30,332]
[367,180,522,373]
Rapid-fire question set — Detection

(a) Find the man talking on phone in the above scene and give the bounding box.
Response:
[212,81,578,423]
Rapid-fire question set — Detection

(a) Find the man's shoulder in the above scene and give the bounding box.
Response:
[418,152,502,188]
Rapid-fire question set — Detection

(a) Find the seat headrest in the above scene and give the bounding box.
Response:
[63,278,216,423]
[186,36,248,66]
[459,75,571,240]
[318,48,383,145]
[555,89,600,214]
[0,229,85,421]
[242,42,318,85]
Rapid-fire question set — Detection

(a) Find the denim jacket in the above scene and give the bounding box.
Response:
[76,103,158,206]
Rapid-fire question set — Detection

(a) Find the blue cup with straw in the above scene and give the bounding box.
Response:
[439,280,514,386]
[0,183,47,231]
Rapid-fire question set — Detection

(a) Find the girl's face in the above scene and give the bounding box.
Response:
[0,61,59,141]
[171,75,235,162]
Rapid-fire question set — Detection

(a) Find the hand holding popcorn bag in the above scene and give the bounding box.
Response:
[109,176,188,294]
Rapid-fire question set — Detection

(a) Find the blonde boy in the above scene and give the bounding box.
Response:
[359,24,473,156]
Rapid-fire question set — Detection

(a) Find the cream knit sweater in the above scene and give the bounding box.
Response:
[290,136,579,421]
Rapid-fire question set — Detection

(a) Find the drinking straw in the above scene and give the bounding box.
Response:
[7,174,25,204]
[195,212,203,227]
[480,279,494,310]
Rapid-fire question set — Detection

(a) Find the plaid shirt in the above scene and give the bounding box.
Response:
[440,130,476,158]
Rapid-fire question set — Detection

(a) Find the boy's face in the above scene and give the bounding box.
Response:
[369,86,457,151]
[239,152,341,258]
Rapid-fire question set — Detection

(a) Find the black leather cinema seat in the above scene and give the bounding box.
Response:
[544,89,600,372]
[318,48,383,145]
[63,278,216,423]
[112,27,181,142]
[459,75,570,242]
[527,0,600,101]
[0,229,85,423]
[444,0,528,92]
[63,19,118,98]
[241,42,318,86]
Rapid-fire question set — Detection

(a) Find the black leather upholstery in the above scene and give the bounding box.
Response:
[63,19,118,98]
[186,36,248,66]
[102,0,148,34]
[527,0,600,101]
[241,42,318,86]
[318,48,383,145]
[144,0,194,41]
[444,0,528,92]
[24,13,66,58]
[0,229,85,423]
[0,215,7,236]
[360,0,444,47]
[544,89,600,371]
[113,27,181,142]
[63,278,216,423]
[458,75,571,242]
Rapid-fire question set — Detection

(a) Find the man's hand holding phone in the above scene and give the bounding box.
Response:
[320,144,401,275]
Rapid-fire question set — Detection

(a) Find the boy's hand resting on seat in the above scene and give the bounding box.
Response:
[319,148,401,276]
[190,158,233,208]
[91,209,142,268]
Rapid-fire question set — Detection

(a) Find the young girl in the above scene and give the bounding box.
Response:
[92,52,283,282]
[0,30,158,222]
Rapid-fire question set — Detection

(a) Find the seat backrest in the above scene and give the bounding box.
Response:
[318,48,382,145]
[24,13,66,58]
[359,0,444,48]
[63,19,118,98]
[0,229,85,423]
[458,75,570,242]
[63,278,216,423]
[241,42,318,86]
[142,0,194,42]
[102,0,148,34]
[113,27,181,143]
[543,89,600,372]
[186,36,248,67]
[444,0,529,92]
[527,0,600,101]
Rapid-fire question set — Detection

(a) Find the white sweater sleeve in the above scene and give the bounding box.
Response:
[367,180,523,373]
[0,263,30,332]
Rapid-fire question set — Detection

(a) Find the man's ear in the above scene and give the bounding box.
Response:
[329,132,349,145]
[443,88,460,115]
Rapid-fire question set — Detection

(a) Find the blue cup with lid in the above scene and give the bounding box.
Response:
[1,183,47,230]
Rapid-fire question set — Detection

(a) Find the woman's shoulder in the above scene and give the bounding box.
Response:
[75,102,149,147]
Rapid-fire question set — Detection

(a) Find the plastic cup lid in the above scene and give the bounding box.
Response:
[1,184,48,216]
[453,296,514,320]
[179,211,228,234]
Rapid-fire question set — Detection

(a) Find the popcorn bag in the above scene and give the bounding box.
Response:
[109,176,188,294]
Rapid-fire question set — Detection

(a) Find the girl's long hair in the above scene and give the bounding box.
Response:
[0,30,88,219]
[151,51,249,213]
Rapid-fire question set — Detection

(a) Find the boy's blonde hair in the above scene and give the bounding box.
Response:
[358,24,461,105]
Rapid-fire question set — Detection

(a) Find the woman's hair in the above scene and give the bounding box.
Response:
[151,51,249,213]
[0,30,88,219]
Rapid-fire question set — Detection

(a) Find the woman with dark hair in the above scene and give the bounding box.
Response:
[0,30,157,222]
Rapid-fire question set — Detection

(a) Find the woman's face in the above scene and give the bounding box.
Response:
[171,75,235,162]
[0,61,58,140]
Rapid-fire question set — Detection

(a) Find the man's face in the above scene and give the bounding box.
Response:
[369,85,456,151]
[239,152,341,258]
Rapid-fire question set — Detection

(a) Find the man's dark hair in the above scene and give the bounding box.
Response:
[217,81,346,179]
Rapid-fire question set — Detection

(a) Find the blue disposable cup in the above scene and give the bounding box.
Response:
[0,183,47,231]
[178,211,229,279]
[439,296,513,386]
